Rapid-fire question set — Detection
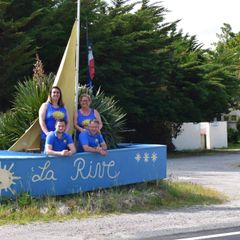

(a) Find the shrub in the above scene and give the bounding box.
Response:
[0,74,54,149]
[227,128,239,143]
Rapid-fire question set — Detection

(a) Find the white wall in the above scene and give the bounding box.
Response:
[172,123,202,150]
[209,121,228,148]
[172,121,228,150]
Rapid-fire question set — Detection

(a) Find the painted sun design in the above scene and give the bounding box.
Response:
[134,153,141,162]
[0,162,21,195]
[143,152,149,162]
[151,152,158,162]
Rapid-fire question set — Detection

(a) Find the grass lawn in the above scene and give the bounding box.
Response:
[0,180,227,225]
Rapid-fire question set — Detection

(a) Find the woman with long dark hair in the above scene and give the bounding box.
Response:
[39,86,70,151]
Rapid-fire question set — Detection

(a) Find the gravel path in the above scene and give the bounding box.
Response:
[1,153,240,240]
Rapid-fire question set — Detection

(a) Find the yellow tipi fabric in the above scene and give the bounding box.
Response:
[9,22,77,151]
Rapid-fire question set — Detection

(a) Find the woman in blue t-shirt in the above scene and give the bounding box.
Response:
[73,94,102,140]
[39,86,70,151]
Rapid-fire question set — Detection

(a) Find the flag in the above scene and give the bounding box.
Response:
[88,43,95,87]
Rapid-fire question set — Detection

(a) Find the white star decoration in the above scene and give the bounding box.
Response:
[134,152,158,163]
[134,153,141,162]
[143,152,149,162]
[151,152,157,162]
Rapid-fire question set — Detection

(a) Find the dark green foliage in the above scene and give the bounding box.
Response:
[0,0,75,110]
[13,75,53,122]
[89,1,214,145]
[16,192,32,208]
[236,119,240,133]
[210,23,240,112]
[227,128,239,144]
[0,0,53,110]
[1,0,240,147]
[0,74,54,149]
[228,119,240,144]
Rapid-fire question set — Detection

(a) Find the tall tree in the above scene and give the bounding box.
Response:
[0,0,57,110]
[1,0,240,148]
[0,0,42,110]
[209,23,240,113]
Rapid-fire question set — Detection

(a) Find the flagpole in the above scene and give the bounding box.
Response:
[86,17,89,87]
[75,0,80,113]
[86,18,92,90]
[86,18,94,92]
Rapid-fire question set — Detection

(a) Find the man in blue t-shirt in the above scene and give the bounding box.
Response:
[45,119,76,156]
[78,119,107,156]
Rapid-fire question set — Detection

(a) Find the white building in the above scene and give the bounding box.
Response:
[221,110,240,129]
[172,121,228,150]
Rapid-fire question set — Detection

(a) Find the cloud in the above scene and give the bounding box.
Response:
[162,0,240,48]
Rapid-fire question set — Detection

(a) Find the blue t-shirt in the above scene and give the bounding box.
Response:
[76,108,96,140]
[45,131,73,152]
[78,130,104,152]
[41,103,68,140]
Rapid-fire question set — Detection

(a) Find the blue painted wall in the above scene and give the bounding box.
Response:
[0,144,166,197]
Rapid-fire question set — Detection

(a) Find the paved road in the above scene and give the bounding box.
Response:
[144,226,240,240]
[0,153,240,240]
[168,153,240,200]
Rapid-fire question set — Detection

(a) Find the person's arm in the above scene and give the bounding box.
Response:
[98,141,107,156]
[39,102,49,135]
[82,141,107,156]
[67,143,76,155]
[73,110,85,132]
[45,144,70,156]
[82,144,106,155]
[82,144,99,153]
[100,142,107,151]
[94,109,103,130]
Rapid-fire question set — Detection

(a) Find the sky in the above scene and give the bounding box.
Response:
[154,0,240,48]
[106,0,240,48]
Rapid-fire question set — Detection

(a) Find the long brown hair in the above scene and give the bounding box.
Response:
[48,86,64,107]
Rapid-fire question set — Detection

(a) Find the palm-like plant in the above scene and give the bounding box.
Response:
[0,78,126,150]
[0,74,54,149]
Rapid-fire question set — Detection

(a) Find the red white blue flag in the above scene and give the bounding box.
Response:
[88,44,95,87]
